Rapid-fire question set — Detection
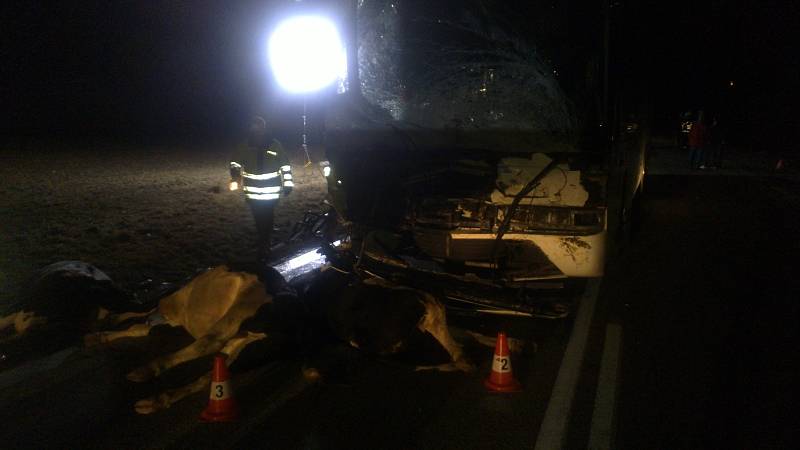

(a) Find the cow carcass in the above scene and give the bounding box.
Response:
[80,262,470,413]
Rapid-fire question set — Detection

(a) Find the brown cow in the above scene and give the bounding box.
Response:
[85,264,473,414]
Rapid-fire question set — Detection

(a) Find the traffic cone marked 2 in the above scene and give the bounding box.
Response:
[484,332,522,393]
[493,355,512,374]
[200,354,240,422]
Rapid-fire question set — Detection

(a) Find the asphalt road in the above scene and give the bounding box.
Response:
[608,174,799,449]
[1,170,797,449]
[0,305,573,449]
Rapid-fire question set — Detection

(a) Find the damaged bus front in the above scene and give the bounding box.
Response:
[322,0,644,316]
[324,130,607,317]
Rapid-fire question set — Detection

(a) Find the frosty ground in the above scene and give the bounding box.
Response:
[0,140,327,313]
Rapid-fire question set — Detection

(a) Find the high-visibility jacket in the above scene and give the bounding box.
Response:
[230,138,293,202]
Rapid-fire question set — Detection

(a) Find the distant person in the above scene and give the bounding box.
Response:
[229,116,293,262]
[688,110,709,170]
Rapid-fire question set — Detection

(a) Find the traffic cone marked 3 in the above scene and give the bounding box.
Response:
[210,380,232,400]
[200,354,240,422]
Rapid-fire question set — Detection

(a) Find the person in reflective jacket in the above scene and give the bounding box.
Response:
[229,116,293,262]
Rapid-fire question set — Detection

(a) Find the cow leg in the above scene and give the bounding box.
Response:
[127,329,231,382]
[134,372,211,415]
[0,311,20,332]
[127,283,270,382]
[415,294,474,373]
[0,313,23,346]
[0,312,23,347]
[98,308,156,326]
[84,322,153,347]
[133,331,268,414]
[0,311,48,337]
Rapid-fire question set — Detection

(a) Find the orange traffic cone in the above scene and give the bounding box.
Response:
[200,354,239,422]
[484,332,522,393]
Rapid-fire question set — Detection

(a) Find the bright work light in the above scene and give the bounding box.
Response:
[268,16,346,94]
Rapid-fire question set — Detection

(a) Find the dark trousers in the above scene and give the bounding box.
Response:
[248,200,276,261]
[689,146,705,169]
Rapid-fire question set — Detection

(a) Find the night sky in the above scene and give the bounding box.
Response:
[625,0,799,149]
[3,0,279,141]
[2,0,797,149]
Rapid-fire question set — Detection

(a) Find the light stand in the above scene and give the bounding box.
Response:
[302,96,312,167]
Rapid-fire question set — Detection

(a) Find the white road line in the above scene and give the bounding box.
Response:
[588,322,622,450]
[534,279,601,450]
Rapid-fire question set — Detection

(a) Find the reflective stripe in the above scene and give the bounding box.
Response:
[266,150,278,156]
[243,171,279,180]
[230,161,242,169]
[280,165,291,172]
[244,186,281,194]
[243,180,281,189]
[283,173,293,180]
[283,180,294,188]
[246,193,280,201]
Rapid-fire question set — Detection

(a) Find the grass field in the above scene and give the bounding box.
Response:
[0,140,327,312]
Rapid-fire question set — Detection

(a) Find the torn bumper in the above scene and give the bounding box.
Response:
[448,232,606,278]
[358,226,605,317]
[361,228,605,281]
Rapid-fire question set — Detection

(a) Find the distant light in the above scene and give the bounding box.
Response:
[268,16,347,93]
[229,181,239,191]
[729,80,735,87]
[323,166,331,177]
